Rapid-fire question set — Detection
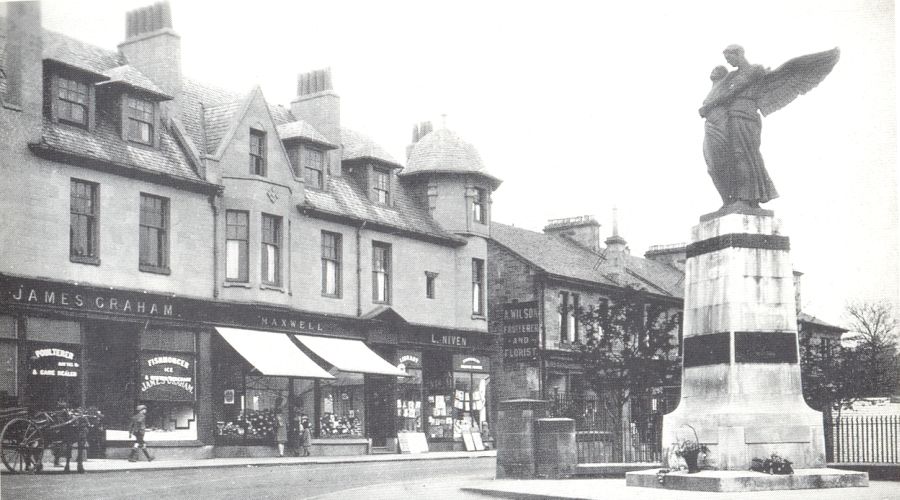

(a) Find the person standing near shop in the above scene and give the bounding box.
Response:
[299,416,312,457]
[128,405,153,462]
[275,406,287,457]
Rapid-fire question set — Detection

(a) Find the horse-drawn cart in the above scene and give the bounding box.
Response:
[1,406,102,473]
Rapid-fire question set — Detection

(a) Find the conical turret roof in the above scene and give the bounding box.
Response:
[401,128,501,188]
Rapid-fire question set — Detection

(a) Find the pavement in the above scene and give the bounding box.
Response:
[0,449,496,474]
[462,477,900,500]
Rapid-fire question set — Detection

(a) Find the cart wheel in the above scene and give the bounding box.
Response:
[1,417,45,473]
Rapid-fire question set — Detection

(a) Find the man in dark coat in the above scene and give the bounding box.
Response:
[128,404,154,462]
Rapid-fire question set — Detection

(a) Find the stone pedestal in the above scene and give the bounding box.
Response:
[495,399,548,479]
[662,210,826,470]
[534,418,576,479]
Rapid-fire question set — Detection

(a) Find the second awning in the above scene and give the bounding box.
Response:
[216,327,334,379]
[293,334,407,376]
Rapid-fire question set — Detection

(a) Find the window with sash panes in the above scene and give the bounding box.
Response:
[472,258,485,316]
[372,242,391,303]
[127,96,154,145]
[225,210,249,282]
[70,179,98,263]
[472,188,487,224]
[57,76,89,126]
[321,231,342,297]
[261,214,281,286]
[373,168,390,205]
[303,147,325,189]
[249,129,267,176]
[139,193,169,273]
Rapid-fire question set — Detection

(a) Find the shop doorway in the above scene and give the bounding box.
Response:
[366,375,394,447]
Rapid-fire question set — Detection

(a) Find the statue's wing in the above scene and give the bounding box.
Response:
[755,48,840,116]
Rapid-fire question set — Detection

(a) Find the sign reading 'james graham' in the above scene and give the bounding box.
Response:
[2,275,176,317]
[502,301,539,361]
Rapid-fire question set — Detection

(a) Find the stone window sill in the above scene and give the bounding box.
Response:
[223,281,251,288]
[260,284,285,293]
[139,264,171,275]
[70,255,100,266]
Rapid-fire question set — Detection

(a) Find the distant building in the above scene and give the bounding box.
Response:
[487,215,685,398]
[0,1,500,457]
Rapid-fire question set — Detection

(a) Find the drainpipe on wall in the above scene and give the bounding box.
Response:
[209,191,223,298]
[356,220,367,317]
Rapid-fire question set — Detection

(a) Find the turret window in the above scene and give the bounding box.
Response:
[473,188,487,224]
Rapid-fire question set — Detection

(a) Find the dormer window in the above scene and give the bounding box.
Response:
[126,96,154,145]
[249,129,267,176]
[303,146,325,189]
[56,76,90,127]
[373,168,390,205]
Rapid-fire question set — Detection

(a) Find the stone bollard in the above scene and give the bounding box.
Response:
[495,399,548,479]
[535,418,576,479]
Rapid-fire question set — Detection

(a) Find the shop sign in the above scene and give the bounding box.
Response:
[29,347,80,378]
[453,354,488,372]
[259,316,324,332]
[502,301,540,362]
[396,351,422,374]
[2,275,180,319]
[431,333,468,347]
[140,352,195,401]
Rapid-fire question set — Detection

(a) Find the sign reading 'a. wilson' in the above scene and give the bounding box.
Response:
[502,301,539,361]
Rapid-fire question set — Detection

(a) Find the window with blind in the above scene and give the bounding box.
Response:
[472,258,485,316]
[249,129,267,176]
[127,96,154,145]
[372,242,391,304]
[70,179,99,264]
[139,193,169,273]
[261,214,281,286]
[472,188,487,224]
[321,231,342,297]
[225,210,249,282]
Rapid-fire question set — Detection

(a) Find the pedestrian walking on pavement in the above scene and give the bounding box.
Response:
[128,404,154,462]
[299,416,311,457]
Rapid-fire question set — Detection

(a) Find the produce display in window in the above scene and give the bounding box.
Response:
[319,413,362,437]
[427,393,454,439]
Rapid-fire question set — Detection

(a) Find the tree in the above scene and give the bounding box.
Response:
[845,300,900,397]
[800,300,900,414]
[572,286,682,461]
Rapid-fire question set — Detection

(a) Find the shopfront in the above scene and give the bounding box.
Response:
[0,274,496,457]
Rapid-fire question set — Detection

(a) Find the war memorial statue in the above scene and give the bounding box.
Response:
[700,45,840,208]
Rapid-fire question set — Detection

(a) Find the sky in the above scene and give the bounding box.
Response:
[33,0,898,326]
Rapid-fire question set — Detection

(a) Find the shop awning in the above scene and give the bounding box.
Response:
[216,327,334,379]
[293,334,407,376]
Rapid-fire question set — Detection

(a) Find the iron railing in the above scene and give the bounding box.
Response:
[826,414,900,464]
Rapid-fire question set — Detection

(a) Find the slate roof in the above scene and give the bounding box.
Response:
[97,64,171,99]
[276,120,335,149]
[42,29,125,76]
[202,97,246,155]
[303,176,462,245]
[341,128,401,167]
[491,222,685,299]
[798,312,847,332]
[177,78,241,154]
[35,117,203,183]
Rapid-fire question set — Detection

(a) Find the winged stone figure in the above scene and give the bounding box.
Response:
[699,45,840,208]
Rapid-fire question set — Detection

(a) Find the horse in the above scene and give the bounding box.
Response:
[32,407,103,473]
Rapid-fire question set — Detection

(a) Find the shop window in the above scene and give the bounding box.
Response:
[319,372,365,438]
[372,241,391,304]
[139,193,169,274]
[261,214,281,286]
[396,352,423,433]
[0,317,18,405]
[70,179,99,264]
[25,318,83,412]
[225,210,249,282]
[321,231,342,297]
[423,354,490,441]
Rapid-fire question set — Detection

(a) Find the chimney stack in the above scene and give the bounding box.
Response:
[291,68,340,175]
[406,121,433,158]
[2,1,42,116]
[118,2,182,99]
[544,215,601,253]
